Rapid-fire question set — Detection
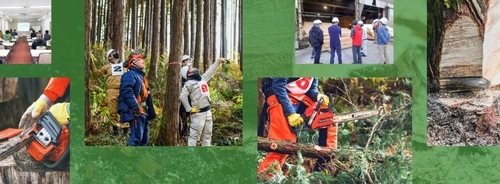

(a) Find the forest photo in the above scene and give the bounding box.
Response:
[84,0,242,146]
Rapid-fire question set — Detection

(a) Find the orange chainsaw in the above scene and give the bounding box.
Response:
[298,95,380,131]
[0,111,70,168]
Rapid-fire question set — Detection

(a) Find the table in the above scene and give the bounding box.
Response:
[2,42,14,47]
[0,50,10,63]
[30,50,51,64]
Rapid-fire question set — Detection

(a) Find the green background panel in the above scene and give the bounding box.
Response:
[0,0,491,183]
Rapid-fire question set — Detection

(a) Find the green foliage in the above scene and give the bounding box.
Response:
[258,78,412,183]
[87,44,242,146]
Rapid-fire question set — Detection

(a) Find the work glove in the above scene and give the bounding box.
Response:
[132,107,141,117]
[317,94,329,107]
[287,113,304,127]
[190,106,200,113]
[48,103,70,125]
[19,94,52,130]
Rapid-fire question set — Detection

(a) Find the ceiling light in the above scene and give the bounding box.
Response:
[30,6,51,8]
[0,7,23,9]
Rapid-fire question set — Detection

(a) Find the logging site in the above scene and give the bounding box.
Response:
[257,77,412,183]
[295,0,394,65]
[84,0,242,147]
[0,78,70,184]
[427,0,500,146]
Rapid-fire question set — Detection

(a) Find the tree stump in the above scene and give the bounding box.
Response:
[483,0,500,86]
[0,136,70,184]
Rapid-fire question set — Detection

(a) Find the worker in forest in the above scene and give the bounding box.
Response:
[308,19,324,64]
[180,57,226,146]
[19,78,70,130]
[118,53,156,146]
[257,78,337,177]
[377,17,391,64]
[328,17,342,64]
[91,49,129,136]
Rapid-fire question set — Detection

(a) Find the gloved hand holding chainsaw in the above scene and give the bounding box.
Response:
[18,78,70,130]
[257,78,336,177]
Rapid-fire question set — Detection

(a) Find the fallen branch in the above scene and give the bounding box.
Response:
[257,136,356,159]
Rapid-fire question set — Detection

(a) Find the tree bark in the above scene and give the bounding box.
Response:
[203,0,212,71]
[183,0,190,55]
[111,0,126,59]
[190,0,195,56]
[131,0,137,49]
[211,0,217,59]
[148,0,160,81]
[104,0,112,44]
[157,0,185,146]
[258,137,352,159]
[193,0,202,68]
[142,0,150,54]
[85,0,92,134]
[238,0,242,71]
[159,0,166,55]
[220,0,226,58]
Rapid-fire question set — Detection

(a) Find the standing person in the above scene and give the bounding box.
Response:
[18,78,70,130]
[91,49,129,136]
[3,30,11,42]
[118,54,155,146]
[373,19,379,44]
[350,20,363,64]
[180,58,225,146]
[43,30,52,41]
[377,18,391,64]
[308,19,324,64]
[359,21,368,57]
[257,78,332,177]
[328,17,342,64]
[179,55,192,137]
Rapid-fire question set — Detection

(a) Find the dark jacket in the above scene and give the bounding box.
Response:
[308,26,324,48]
[271,78,320,116]
[118,68,145,113]
[30,32,37,38]
[328,25,342,47]
[31,39,46,49]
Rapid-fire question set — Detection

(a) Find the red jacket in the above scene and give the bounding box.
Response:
[350,25,363,46]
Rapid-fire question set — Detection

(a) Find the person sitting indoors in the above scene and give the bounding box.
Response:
[3,30,11,42]
[31,36,47,50]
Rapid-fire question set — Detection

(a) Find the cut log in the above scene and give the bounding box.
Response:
[483,0,500,87]
[0,136,69,184]
[439,16,483,79]
[257,136,356,159]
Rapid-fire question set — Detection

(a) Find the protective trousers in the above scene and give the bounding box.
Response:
[315,125,338,171]
[107,88,129,128]
[127,114,149,146]
[188,110,213,146]
[362,39,367,55]
[258,95,297,175]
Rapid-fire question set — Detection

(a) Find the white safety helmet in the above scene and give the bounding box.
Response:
[106,49,118,58]
[180,65,190,79]
[331,17,339,23]
[374,19,379,23]
[380,17,388,25]
[358,20,364,25]
[181,55,192,63]
[313,19,322,24]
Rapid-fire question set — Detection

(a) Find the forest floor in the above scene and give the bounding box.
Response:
[427,91,500,146]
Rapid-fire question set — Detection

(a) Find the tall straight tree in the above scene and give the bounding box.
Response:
[159,0,166,55]
[183,0,190,55]
[220,0,226,58]
[142,0,150,55]
[111,0,126,59]
[193,0,202,68]
[238,0,242,72]
[85,0,92,129]
[131,0,137,49]
[157,0,186,146]
[91,0,97,44]
[211,0,217,59]
[203,0,212,71]
[148,0,160,81]
[190,0,195,56]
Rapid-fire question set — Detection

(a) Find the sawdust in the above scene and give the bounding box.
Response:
[12,148,69,172]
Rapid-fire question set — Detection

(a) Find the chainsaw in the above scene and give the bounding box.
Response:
[298,94,381,131]
[0,111,70,169]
